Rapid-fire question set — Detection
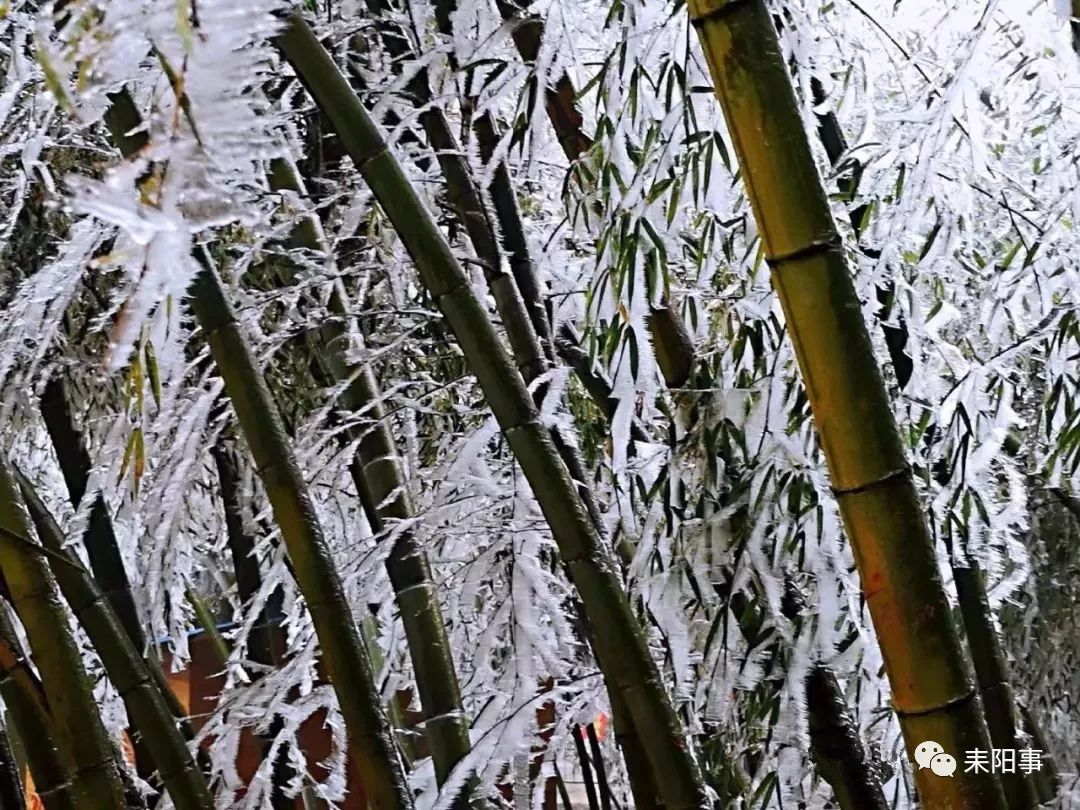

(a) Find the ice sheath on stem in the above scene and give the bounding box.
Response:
[275,13,710,810]
[687,0,1006,806]
[100,91,415,810]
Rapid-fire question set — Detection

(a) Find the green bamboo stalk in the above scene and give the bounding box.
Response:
[210,439,282,673]
[188,260,414,810]
[1018,704,1059,804]
[266,155,475,797]
[0,717,25,810]
[14,471,214,810]
[0,615,77,810]
[0,457,127,810]
[37,375,209,751]
[492,0,697,389]
[39,377,147,652]
[687,2,1005,806]
[779,584,888,810]
[276,15,708,810]
[209,437,297,810]
[394,2,657,777]
[100,90,413,810]
[356,1,547,381]
[950,559,1036,809]
[329,360,474,789]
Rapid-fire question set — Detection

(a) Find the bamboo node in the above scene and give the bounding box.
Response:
[830,465,911,498]
[894,686,978,718]
[764,236,844,267]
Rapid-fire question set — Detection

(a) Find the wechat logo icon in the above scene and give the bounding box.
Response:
[914,741,957,777]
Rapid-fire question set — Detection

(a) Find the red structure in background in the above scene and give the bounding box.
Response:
[22,628,596,808]
[175,630,369,809]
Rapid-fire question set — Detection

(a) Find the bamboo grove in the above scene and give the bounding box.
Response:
[0,0,1077,808]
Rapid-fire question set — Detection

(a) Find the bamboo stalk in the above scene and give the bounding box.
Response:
[0,613,78,810]
[276,15,708,809]
[366,13,655,795]
[99,91,414,810]
[265,155,476,798]
[492,0,696,388]
[951,558,1037,809]
[0,717,24,810]
[687,1,1006,806]
[1018,703,1059,804]
[188,259,414,810]
[15,471,214,810]
[571,725,601,810]
[37,375,198,775]
[0,457,128,810]
[356,1,547,382]
[209,438,296,810]
[39,377,146,651]
[804,80,1029,805]
[779,583,887,810]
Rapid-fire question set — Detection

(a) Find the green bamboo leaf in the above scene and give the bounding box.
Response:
[144,341,162,409]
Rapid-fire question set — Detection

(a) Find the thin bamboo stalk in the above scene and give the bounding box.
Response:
[39,378,146,651]
[209,438,295,810]
[687,1,1007,806]
[571,725,601,810]
[365,15,655,796]
[0,457,127,810]
[356,1,547,382]
[951,557,1037,809]
[492,0,696,389]
[276,16,708,809]
[15,471,214,810]
[38,375,196,771]
[266,156,475,798]
[100,91,414,810]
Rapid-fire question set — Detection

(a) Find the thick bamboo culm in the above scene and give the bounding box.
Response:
[687,1,1006,807]
[809,69,1035,810]
[101,92,414,810]
[276,14,709,810]
[15,472,215,810]
[0,458,128,810]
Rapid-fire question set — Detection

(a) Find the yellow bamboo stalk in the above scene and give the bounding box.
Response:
[687,1,1006,806]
